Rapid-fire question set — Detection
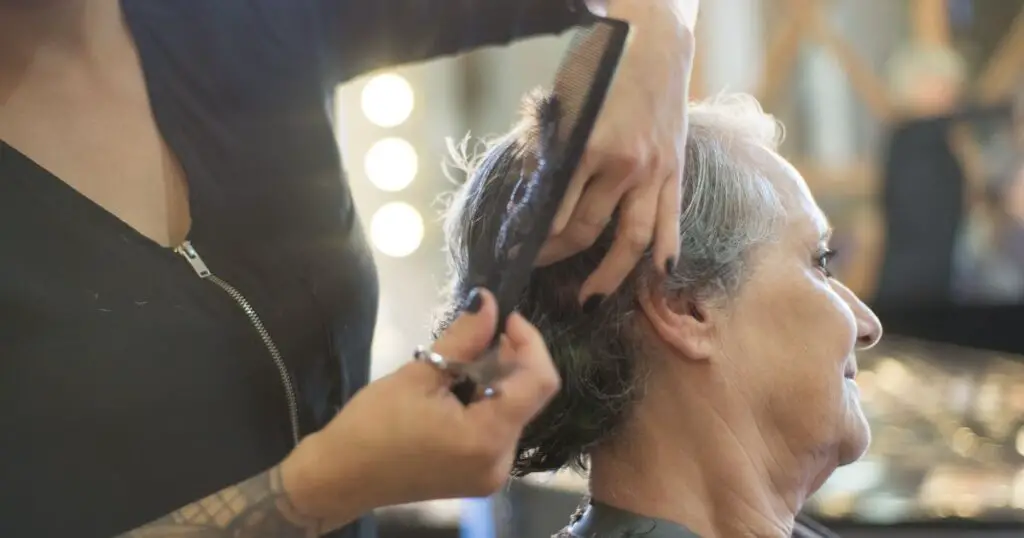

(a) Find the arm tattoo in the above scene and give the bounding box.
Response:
[118,466,322,538]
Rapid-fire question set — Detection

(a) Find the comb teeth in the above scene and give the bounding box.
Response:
[549,19,630,146]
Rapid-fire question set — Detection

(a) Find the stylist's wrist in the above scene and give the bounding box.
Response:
[279,432,373,529]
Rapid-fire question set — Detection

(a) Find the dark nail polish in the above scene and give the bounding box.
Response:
[665,257,676,275]
[464,289,483,314]
[582,294,605,314]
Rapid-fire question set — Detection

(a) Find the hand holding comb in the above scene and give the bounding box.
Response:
[449,14,632,405]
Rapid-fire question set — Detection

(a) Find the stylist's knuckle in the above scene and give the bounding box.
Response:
[580,205,609,228]
[514,322,543,348]
[622,226,651,253]
[564,224,598,251]
[526,326,547,349]
[608,149,641,172]
[655,162,676,183]
[646,150,662,174]
[538,368,562,398]
[671,150,685,172]
[580,149,599,171]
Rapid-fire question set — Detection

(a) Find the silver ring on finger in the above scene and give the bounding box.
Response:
[413,345,454,372]
[413,345,501,400]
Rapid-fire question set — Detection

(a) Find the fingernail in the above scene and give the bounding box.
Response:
[582,294,605,314]
[665,257,676,275]
[464,289,483,314]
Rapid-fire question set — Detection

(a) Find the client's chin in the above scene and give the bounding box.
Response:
[836,386,871,466]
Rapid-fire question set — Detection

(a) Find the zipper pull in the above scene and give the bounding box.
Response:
[175,241,212,278]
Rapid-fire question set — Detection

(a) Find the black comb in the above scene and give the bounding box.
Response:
[451,14,631,405]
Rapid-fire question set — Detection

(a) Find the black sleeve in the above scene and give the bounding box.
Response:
[318,0,586,83]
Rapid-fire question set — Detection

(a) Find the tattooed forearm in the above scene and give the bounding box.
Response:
[117,466,322,538]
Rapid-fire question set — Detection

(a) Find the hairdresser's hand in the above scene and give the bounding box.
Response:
[282,289,560,525]
[537,0,699,304]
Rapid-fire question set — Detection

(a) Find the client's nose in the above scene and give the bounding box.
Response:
[835,280,882,349]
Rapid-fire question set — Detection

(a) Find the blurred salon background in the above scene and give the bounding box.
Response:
[334,1,1024,536]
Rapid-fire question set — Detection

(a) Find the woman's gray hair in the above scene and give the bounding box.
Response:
[436,92,785,475]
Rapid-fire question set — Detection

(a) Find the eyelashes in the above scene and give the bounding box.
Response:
[816,248,838,278]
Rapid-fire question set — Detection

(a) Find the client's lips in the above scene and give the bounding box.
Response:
[844,363,858,379]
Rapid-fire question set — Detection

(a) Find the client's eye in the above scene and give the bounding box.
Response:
[815,248,837,278]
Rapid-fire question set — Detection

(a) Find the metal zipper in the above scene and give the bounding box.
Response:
[174,240,300,447]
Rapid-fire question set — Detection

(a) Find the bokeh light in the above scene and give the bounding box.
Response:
[364,137,419,192]
[369,202,425,258]
[361,73,414,128]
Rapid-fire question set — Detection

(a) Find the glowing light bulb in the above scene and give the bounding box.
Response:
[364,137,418,192]
[361,73,414,128]
[370,202,424,258]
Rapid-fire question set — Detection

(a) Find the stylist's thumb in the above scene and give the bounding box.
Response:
[431,287,498,365]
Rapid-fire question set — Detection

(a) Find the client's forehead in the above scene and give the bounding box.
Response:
[750,146,830,239]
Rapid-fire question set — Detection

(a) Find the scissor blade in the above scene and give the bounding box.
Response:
[449,345,512,387]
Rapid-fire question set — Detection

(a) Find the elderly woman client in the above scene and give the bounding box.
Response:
[439,94,883,537]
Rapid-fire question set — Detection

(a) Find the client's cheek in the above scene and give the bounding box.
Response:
[768,373,842,448]
[811,290,860,355]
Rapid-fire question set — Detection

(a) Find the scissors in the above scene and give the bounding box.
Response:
[415,345,509,400]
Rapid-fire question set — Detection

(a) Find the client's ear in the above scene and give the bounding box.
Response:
[638,282,716,362]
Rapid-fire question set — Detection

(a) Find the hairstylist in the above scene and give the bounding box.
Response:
[0,1,697,537]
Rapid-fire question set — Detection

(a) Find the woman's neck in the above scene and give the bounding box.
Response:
[0,0,120,69]
[587,386,830,538]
